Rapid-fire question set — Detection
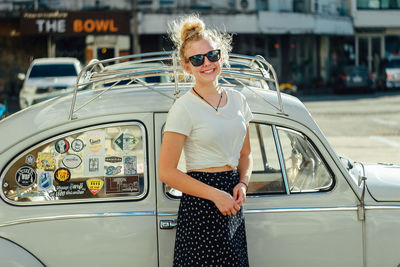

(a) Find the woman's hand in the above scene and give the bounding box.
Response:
[233,182,247,207]
[212,190,241,216]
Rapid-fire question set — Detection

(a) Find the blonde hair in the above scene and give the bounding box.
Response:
[169,14,232,69]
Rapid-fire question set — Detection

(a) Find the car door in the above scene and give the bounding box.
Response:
[0,115,158,266]
[154,113,363,266]
[245,114,363,266]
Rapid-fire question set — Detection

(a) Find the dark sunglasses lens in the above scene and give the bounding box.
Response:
[207,50,220,62]
[189,55,205,67]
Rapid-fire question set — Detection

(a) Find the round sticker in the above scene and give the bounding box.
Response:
[54,168,71,184]
[25,154,35,165]
[62,154,82,169]
[55,139,70,154]
[71,139,84,152]
[15,166,36,187]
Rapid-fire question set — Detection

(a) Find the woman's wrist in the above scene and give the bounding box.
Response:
[238,181,248,192]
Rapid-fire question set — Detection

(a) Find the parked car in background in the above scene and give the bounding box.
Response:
[1,51,400,266]
[384,56,400,89]
[18,57,82,109]
[375,56,400,90]
[334,65,374,93]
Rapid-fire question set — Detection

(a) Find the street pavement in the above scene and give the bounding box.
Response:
[300,91,400,164]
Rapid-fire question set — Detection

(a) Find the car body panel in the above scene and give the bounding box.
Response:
[0,112,158,266]
[365,208,400,266]
[0,237,44,267]
[153,111,363,266]
[363,164,400,202]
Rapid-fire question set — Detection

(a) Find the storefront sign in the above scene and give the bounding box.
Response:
[20,11,130,35]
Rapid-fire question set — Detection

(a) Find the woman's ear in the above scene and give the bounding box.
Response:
[184,62,192,74]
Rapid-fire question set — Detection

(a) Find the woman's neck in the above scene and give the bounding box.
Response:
[193,81,220,97]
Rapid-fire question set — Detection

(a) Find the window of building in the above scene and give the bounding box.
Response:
[1,123,147,205]
[357,0,400,9]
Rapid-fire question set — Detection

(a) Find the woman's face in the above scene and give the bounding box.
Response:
[184,38,222,85]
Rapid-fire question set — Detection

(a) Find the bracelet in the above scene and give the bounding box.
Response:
[238,181,248,192]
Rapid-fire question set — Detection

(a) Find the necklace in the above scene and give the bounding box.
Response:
[192,87,223,114]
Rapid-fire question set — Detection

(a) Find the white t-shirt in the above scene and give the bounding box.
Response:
[164,87,253,171]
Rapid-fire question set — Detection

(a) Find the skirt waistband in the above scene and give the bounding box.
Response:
[186,170,239,193]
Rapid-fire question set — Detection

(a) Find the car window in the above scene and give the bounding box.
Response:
[248,123,285,194]
[0,122,147,205]
[29,64,78,78]
[277,127,334,193]
[163,122,334,198]
[387,58,400,68]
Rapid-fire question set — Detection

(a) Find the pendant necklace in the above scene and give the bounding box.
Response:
[192,87,223,114]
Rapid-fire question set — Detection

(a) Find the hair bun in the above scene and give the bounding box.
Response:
[180,19,205,43]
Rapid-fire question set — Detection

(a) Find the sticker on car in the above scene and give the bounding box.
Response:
[86,131,105,154]
[124,156,137,175]
[37,170,53,191]
[84,156,104,176]
[54,167,71,184]
[86,178,104,195]
[62,154,82,169]
[15,166,36,187]
[55,139,70,154]
[37,152,55,170]
[105,176,139,194]
[71,139,84,152]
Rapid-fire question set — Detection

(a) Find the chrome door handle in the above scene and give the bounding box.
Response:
[160,219,177,229]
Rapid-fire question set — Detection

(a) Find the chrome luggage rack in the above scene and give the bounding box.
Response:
[69,51,284,120]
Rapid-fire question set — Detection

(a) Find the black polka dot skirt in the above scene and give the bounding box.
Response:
[173,170,249,267]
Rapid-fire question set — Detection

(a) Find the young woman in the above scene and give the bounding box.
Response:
[158,14,253,267]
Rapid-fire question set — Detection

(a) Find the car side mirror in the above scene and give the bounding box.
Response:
[17,73,26,81]
[358,174,366,187]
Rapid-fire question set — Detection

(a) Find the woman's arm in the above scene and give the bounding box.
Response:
[234,124,253,206]
[158,131,240,216]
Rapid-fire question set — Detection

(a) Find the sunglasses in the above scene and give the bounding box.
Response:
[186,49,221,67]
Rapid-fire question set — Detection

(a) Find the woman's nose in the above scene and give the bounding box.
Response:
[203,56,212,66]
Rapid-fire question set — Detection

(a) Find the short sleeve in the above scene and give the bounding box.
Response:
[239,92,253,123]
[164,101,192,136]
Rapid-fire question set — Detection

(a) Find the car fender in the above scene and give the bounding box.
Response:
[0,237,44,267]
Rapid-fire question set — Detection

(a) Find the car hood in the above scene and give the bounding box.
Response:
[24,76,77,88]
[364,163,400,201]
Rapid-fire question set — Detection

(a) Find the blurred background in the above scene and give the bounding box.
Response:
[0,0,400,111]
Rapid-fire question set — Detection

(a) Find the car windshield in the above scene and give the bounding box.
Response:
[387,59,400,69]
[29,64,78,78]
[343,65,369,73]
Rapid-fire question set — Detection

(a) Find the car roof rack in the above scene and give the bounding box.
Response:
[69,51,285,120]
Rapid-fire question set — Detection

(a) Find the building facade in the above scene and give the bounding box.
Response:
[0,0,399,96]
[351,0,400,75]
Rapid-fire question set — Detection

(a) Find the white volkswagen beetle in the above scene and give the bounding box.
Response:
[0,52,399,267]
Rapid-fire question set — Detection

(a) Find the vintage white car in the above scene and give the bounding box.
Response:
[0,51,399,267]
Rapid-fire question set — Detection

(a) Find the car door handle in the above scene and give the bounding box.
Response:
[160,219,177,229]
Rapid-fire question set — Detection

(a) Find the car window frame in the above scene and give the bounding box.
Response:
[275,125,336,194]
[162,119,336,199]
[0,121,149,206]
